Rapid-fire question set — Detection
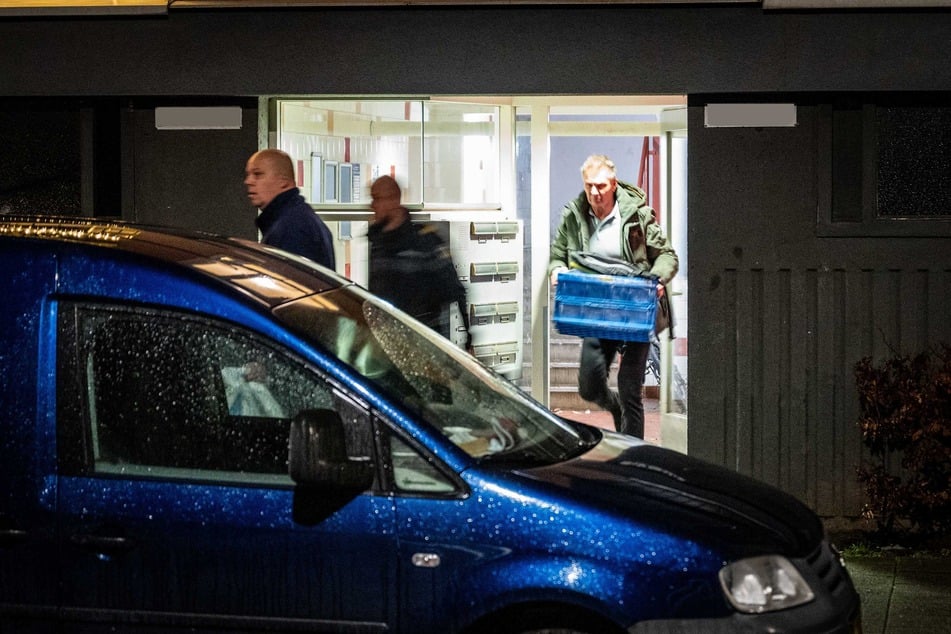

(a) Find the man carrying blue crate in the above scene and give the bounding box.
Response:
[549,154,679,439]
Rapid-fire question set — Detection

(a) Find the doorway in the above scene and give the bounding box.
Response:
[512,97,688,450]
[269,95,689,450]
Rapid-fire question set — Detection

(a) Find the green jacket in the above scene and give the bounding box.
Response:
[548,181,679,285]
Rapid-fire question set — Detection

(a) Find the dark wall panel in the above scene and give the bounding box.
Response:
[1,8,950,97]
[0,102,80,214]
[126,101,259,238]
[688,104,951,519]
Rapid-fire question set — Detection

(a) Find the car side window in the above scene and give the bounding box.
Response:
[388,435,457,495]
[58,303,364,486]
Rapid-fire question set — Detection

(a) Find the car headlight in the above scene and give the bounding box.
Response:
[718,555,815,613]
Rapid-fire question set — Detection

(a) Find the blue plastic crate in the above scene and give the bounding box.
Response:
[553,270,657,342]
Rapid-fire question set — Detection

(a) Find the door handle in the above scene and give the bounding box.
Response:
[70,531,136,556]
[0,516,28,547]
[0,527,28,547]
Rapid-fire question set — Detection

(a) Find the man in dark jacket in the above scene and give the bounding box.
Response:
[548,154,678,438]
[368,175,471,350]
[244,148,335,270]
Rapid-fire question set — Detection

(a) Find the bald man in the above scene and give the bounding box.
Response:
[368,175,471,349]
[244,149,335,270]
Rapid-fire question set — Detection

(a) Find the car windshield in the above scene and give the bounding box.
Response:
[275,286,595,464]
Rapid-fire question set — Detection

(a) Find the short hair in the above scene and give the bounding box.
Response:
[580,154,617,179]
[255,148,296,182]
[371,175,402,199]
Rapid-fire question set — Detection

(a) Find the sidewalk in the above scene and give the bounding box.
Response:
[843,553,951,634]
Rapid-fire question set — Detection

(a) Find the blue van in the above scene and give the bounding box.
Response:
[0,216,861,633]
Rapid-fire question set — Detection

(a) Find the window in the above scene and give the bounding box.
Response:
[277,99,501,207]
[876,106,951,220]
[57,303,366,486]
[818,100,951,237]
[388,435,456,494]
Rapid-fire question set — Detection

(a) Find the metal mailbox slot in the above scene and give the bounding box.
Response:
[470,302,519,326]
[469,261,519,282]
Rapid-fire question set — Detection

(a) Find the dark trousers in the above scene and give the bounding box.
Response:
[577,337,650,438]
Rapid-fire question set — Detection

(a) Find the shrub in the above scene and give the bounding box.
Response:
[854,343,951,541]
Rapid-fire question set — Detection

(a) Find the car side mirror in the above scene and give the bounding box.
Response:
[288,409,374,492]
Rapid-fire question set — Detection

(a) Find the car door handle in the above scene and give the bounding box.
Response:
[70,532,136,555]
[0,527,29,547]
[0,516,28,547]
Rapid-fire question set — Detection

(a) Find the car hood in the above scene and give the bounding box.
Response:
[515,432,823,558]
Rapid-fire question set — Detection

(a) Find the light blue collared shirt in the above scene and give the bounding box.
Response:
[587,202,623,259]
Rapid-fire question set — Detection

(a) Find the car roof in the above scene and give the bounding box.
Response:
[0,214,343,307]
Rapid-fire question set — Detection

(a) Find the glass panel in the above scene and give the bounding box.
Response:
[514,106,533,396]
[422,101,500,204]
[278,99,423,205]
[389,436,455,494]
[276,99,502,206]
[276,287,589,464]
[76,305,340,483]
[877,106,951,219]
[668,133,688,416]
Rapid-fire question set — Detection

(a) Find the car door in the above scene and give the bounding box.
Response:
[0,245,59,632]
[54,301,396,633]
